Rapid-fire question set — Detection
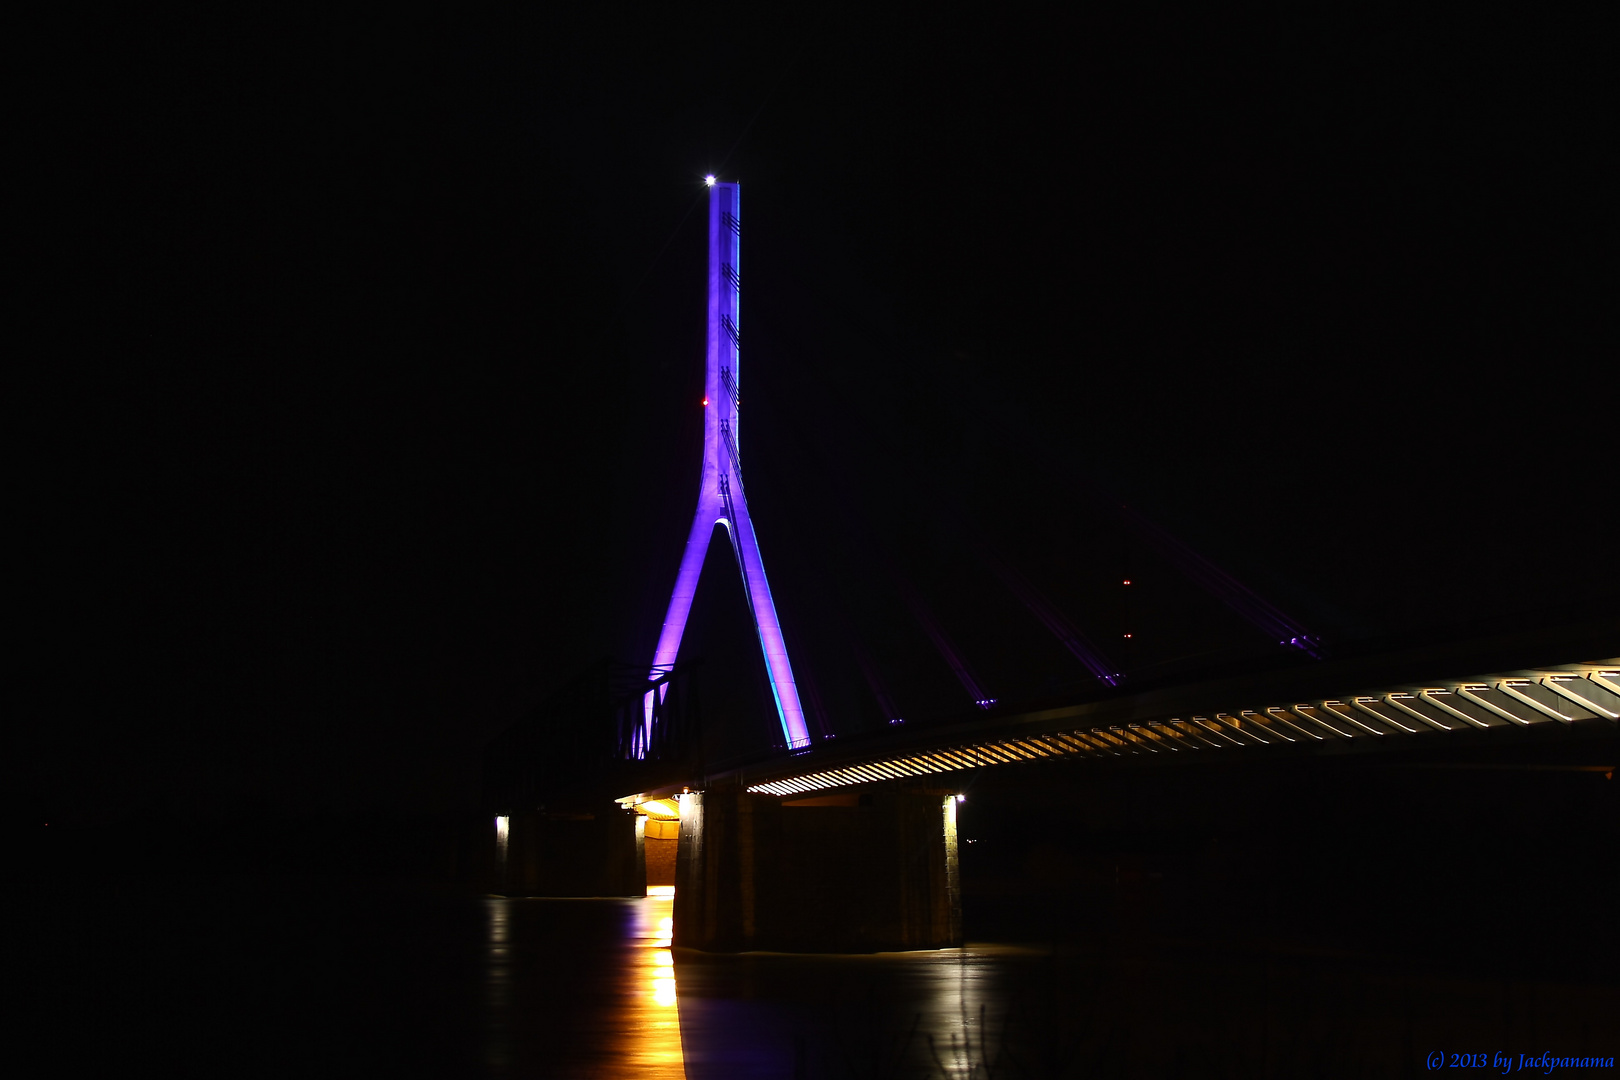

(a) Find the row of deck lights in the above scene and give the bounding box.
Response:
[746,669,1619,799]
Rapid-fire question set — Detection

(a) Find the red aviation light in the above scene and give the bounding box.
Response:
[701,396,709,407]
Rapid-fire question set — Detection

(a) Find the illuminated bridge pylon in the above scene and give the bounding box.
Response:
[644,178,811,754]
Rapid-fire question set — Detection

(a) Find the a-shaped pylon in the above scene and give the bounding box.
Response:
[646,180,811,751]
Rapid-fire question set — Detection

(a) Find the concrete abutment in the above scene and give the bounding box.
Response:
[673,784,963,952]
[492,809,640,897]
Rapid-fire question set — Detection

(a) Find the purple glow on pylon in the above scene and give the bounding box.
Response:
[646,181,811,751]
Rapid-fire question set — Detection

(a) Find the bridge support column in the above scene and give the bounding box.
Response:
[673,784,962,952]
[494,809,640,897]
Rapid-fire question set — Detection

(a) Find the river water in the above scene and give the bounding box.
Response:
[25,876,1617,1078]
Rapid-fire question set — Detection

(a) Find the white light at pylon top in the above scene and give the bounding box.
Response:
[704,175,716,186]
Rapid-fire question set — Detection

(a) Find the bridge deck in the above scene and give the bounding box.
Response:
[617,624,1619,806]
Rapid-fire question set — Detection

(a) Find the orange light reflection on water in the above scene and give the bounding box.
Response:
[628,891,684,1077]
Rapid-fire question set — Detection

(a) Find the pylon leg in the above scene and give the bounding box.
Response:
[645,180,810,752]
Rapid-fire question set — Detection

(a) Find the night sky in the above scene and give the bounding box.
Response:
[22,8,1612,821]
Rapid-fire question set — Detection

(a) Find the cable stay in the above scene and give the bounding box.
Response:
[1117,503,1322,657]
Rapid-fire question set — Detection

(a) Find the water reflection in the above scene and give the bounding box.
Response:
[475,895,1617,1078]
[483,899,512,1073]
[676,937,1620,1078]
[630,893,685,1076]
[481,894,684,1078]
[675,943,1010,1079]
[51,880,1609,1078]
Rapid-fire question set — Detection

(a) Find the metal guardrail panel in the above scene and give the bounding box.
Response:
[1291,704,1360,738]
[1498,679,1595,723]
[1351,697,1425,734]
[1546,674,1620,719]
[1422,689,1506,728]
[1385,693,1470,732]
[1263,708,1327,742]
[1455,685,1540,725]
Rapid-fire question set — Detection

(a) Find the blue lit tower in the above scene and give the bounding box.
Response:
[646,178,811,751]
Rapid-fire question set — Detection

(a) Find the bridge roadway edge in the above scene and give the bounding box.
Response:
[642,617,1620,800]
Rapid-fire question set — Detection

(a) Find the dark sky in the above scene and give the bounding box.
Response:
[22,7,1613,818]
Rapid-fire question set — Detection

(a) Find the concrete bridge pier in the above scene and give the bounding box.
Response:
[493,808,640,897]
[673,783,962,952]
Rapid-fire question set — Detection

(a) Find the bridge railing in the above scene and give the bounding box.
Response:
[614,665,700,763]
